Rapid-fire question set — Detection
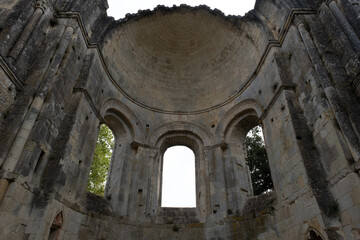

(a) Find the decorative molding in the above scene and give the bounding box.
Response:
[101,98,145,142]
[204,141,228,151]
[0,55,23,90]
[147,121,212,146]
[73,87,104,123]
[130,141,158,150]
[353,74,360,88]
[259,84,296,121]
[36,0,48,12]
[54,8,316,115]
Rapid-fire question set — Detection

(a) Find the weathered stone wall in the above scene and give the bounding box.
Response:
[0,0,359,239]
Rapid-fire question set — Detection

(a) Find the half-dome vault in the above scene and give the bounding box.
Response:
[100,6,270,113]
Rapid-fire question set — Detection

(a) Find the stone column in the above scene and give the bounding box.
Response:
[224,140,252,212]
[1,26,74,172]
[8,0,48,60]
[297,22,360,161]
[328,1,360,54]
[147,149,160,217]
[0,178,9,203]
[197,146,209,221]
[116,140,134,216]
[207,145,228,218]
[128,144,151,221]
[283,89,342,239]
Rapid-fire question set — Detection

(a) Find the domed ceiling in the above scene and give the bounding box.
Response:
[101,6,266,113]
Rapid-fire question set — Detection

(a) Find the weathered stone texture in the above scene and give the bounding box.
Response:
[0,0,359,239]
[0,67,16,126]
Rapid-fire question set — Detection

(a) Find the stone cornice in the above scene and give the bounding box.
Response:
[0,55,23,90]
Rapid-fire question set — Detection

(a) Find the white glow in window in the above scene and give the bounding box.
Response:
[161,146,196,207]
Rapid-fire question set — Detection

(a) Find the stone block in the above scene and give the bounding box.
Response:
[0,178,9,203]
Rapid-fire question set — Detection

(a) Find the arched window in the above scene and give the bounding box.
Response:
[87,124,114,196]
[245,125,274,196]
[161,146,196,208]
[306,229,324,240]
[48,212,63,240]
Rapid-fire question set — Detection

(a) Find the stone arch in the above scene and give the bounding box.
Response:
[100,98,144,142]
[147,127,210,222]
[102,109,133,142]
[90,99,143,214]
[147,121,212,147]
[223,108,260,143]
[305,228,325,240]
[48,211,63,240]
[215,99,272,210]
[216,99,263,143]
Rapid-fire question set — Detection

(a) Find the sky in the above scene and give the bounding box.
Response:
[161,146,196,207]
[107,0,257,19]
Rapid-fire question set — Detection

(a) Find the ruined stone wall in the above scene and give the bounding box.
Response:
[0,0,359,239]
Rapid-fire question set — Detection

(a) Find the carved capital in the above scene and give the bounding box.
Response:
[150,150,158,158]
[36,0,47,12]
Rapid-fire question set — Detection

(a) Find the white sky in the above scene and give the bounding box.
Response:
[107,0,257,19]
[161,146,196,207]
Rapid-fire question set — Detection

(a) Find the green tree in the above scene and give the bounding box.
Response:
[245,126,274,195]
[87,124,114,195]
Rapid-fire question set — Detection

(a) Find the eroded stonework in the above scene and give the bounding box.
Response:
[0,0,359,239]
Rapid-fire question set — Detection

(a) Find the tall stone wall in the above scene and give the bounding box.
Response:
[0,0,359,239]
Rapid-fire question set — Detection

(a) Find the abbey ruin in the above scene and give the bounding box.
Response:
[0,0,360,239]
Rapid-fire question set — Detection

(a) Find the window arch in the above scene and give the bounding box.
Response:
[150,130,209,221]
[223,109,275,212]
[48,211,63,240]
[161,145,196,208]
[306,229,325,240]
[93,107,137,216]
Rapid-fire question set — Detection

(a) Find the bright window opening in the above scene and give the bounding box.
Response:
[245,126,274,195]
[161,146,196,208]
[87,124,114,196]
[107,0,257,20]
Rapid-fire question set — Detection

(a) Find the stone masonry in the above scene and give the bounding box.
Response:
[0,0,359,239]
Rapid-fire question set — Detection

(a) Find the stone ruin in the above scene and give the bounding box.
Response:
[0,0,360,239]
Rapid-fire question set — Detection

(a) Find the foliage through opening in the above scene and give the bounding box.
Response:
[245,126,274,195]
[87,124,114,195]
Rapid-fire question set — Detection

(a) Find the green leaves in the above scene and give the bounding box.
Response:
[87,124,114,195]
[245,126,274,196]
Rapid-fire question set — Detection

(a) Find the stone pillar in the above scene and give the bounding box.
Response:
[197,145,209,221]
[297,22,360,161]
[119,145,136,216]
[224,140,252,213]
[283,89,343,239]
[147,149,160,217]
[106,136,134,216]
[1,26,74,172]
[328,1,360,54]
[0,179,9,203]
[207,145,227,218]
[128,144,150,221]
[8,0,48,60]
